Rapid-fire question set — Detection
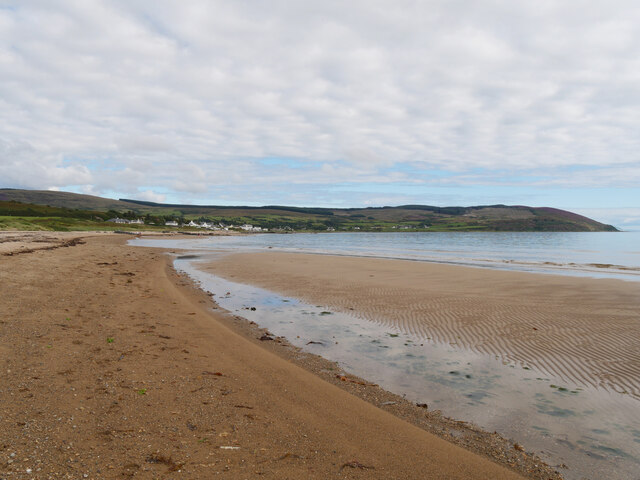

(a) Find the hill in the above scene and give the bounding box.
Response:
[0,189,138,211]
[0,188,619,232]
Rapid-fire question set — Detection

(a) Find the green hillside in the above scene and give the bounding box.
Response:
[0,200,154,232]
[0,188,619,232]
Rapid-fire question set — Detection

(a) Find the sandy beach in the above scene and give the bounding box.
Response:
[208,253,640,397]
[204,252,640,400]
[0,233,562,479]
[0,231,107,255]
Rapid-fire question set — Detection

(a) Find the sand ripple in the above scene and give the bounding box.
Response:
[206,252,640,399]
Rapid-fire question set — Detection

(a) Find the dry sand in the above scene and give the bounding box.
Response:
[0,234,560,479]
[0,231,109,255]
[205,252,640,399]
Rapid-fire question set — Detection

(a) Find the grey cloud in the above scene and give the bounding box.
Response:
[115,135,175,153]
[0,138,93,188]
[1,0,639,202]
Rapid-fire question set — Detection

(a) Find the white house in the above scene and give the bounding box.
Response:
[239,224,264,232]
[108,217,144,224]
[165,221,178,227]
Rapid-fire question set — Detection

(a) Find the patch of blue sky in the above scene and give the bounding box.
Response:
[62,157,122,172]
[96,189,127,201]
[414,185,636,210]
[140,13,190,49]
[531,187,640,210]
[62,186,85,195]
[378,164,567,185]
[138,186,172,195]
[558,165,605,173]
[62,185,119,198]
[335,183,422,194]
[449,166,549,184]
[318,182,638,211]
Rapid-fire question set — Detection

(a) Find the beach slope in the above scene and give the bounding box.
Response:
[0,235,534,479]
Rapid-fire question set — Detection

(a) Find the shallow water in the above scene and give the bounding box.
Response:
[132,231,640,281]
[173,255,640,480]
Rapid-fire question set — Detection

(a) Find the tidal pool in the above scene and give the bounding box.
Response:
[175,254,640,480]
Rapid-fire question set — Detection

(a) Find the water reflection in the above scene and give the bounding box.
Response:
[176,255,640,480]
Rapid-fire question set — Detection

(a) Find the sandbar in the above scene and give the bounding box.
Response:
[204,252,640,399]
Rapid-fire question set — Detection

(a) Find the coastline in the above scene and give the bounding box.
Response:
[202,251,640,400]
[130,230,640,283]
[194,249,640,478]
[0,233,557,479]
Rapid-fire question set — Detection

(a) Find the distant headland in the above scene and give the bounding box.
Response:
[0,188,618,232]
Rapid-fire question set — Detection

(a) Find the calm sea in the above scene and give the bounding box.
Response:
[133,231,640,281]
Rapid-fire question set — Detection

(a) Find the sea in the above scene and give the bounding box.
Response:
[131,231,640,480]
[134,231,640,281]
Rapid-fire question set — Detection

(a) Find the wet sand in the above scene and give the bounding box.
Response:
[204,252,640,399]
[1,234,555,479]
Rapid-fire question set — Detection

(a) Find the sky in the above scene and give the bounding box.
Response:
[1,1,639,229]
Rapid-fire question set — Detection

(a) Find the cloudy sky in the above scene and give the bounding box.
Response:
[1,1,639,228]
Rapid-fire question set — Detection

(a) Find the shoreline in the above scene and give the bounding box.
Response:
[176,261,564,479]
[194,250,640,478]
[291,250,640,282]
[202,251,640,401]
[0,233,558,479]
[129,230,640,283]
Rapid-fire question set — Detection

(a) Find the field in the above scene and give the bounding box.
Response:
[0,202,165,232]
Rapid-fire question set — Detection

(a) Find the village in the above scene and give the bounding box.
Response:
[106,216,433,232]
[106,217,267,232]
